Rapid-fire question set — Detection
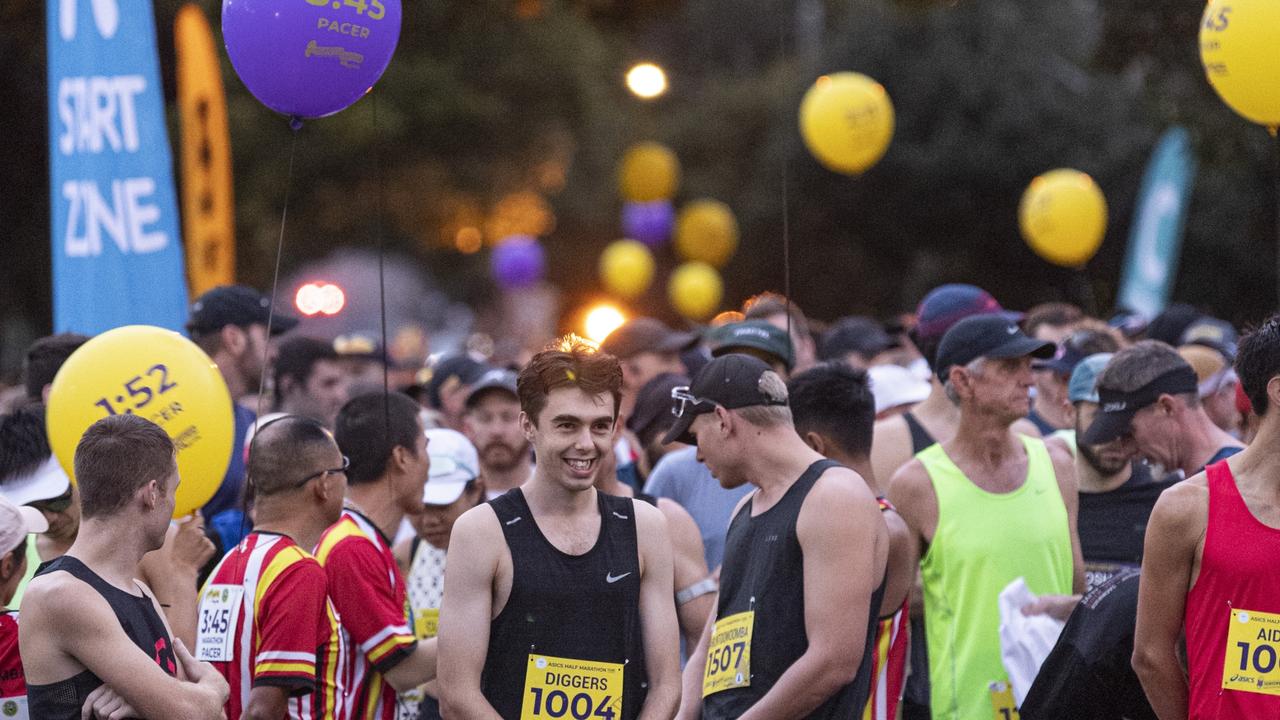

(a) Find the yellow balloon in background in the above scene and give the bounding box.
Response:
[1018,169,1109,268]
[675,200,739,267]
[669,262,724,320]
[46,325,234,518]
[599,239,656,299]
[619,143,680,202]
[1200,0,1280,128]
[799,72,895,175]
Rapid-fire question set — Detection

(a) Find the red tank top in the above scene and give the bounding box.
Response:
[1185,460,1280,718]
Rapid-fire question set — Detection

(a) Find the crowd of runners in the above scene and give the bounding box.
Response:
[0,282,1275,720]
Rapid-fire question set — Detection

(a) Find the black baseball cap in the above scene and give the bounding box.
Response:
[1080,365,1199,445]
[421,354,489,410]
[601,318,698,360]
[820,317,899,362]
[186,285,298,337]
[934,314,1055,383]
[464,367,519,407]
[662,354,788,445]
[708,320,795,371]
[627,372,690,446]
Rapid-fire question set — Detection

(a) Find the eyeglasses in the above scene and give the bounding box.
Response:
[294,456,350,488]
[670,386,715,418]
[30,489,74,514]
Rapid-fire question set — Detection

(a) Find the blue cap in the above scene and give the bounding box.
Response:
[1068,353,1114,404]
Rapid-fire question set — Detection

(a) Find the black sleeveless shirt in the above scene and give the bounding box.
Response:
[703,459,886,720]
[26,556,177,719]
[482,489,648,719]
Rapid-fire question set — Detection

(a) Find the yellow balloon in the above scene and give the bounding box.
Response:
[799,72,895,175]
[46,325,234,518]
[619,143,680,202]
[599,239,656,299]
[669,262,723,320]
[1200,0,1280,128]
[1018,169,1108,268]
[675,200,739,267]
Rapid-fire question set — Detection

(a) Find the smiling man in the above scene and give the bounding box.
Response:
[439,339,680,720]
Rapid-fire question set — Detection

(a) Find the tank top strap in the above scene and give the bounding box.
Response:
[916,442,965,513]
[34,555,141,601]
[902,412,936,454]
[1019,435,1056,492]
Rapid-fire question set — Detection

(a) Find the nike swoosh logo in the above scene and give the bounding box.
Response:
[606,572,632,584]
[505,516,523,526]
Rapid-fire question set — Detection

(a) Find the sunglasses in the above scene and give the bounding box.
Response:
[670,386,716,418]
[30,489,74,514]
[294,456,350,489]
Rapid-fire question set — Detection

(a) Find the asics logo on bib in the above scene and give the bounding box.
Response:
[605,572,631,584]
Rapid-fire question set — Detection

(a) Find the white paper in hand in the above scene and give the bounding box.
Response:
[998,576,1066,706]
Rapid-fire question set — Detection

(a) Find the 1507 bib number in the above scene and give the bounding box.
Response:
[522,655,623,720]
[1223,608,1280,695]
[702,610,753,697]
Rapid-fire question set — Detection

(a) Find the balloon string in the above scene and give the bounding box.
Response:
[780,24,792,346]
[373,94,391,442]
[255,127,300,424]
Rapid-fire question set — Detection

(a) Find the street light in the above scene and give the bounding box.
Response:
[626,62,668,100]
[295,282,345,316]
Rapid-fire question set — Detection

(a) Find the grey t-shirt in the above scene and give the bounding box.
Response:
[642,446,753,570]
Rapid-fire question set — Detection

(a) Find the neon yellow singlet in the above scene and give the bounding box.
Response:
[918,435,1073,720]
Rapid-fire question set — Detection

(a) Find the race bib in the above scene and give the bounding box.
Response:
[521,655,623,720]
[702,610,753,698]
[988,681,1019,720]
[0,696,28,720]
[414,608,439,639]
[195,585,244,662]
[1223,607,1280,695]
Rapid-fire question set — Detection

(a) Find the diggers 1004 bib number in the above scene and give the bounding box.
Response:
[1223,608,1280,695]
[522,655,623,720]
[702,610,753,697]
[988,681,1019,720]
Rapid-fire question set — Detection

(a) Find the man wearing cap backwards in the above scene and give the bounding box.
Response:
[888,314,1083,720]
[1083,341,1243,478]
[393,428,487,720]
[198,415,347,720]
[462,368,534,499]
[1132,317,1280,719]
[439,340,680,720]
[672,354,888,720]
[21,415,230,719]
[0,496,48,716]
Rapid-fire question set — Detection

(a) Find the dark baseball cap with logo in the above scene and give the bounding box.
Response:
[601,318,699,360]
[708,320,795,372]
[933,314,1056,383]
[1081,364,1199,445]
[914,284,1020,344]
[662,354,789,445]
[186,285,298,338]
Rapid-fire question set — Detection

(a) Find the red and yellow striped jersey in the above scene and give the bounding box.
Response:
[315,510,417,720]
[864,497,909,720]
[199,532,337,720]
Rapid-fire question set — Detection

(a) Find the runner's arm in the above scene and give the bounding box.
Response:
[383,638,438,692]
[635,501,681,720]
[869,415,911,493]
[739,471,887,720]
[136,516,215,649]
[676,600,717,720]
[887,460,932,622]
[879,507,915,618]
[658,498,715,650]
[21,574,227,719]
[1133,482,1204,720]
[243,686,289,720]
[1048,442,1086,594]
[438,506,504,720]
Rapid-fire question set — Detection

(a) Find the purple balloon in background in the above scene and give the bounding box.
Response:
[622,201,674,248]
[222,0,401,119]
[491,236,546,290]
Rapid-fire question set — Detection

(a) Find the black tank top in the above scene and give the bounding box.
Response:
[482,488,648,719]
[902,412,936,454]
[26,556,177,719]
[703,459,886,720]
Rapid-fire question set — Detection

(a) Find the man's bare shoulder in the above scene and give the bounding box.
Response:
[22,569,111,628]
[888,457,931,495]
[873,414,910,443]
[1148,476,1209,540]
[453,503,501,540]
[631,496,668,533]
[810,465,877,504]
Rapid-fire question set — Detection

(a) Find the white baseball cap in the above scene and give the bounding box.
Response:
[867,364,931,415]
[0,455,71,507]
[0,496,49,556]
[423,429,480,506]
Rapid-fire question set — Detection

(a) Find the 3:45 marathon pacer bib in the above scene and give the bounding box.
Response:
[1223,607,1280,695]
[521,654,623,720]
[702,610,754,697]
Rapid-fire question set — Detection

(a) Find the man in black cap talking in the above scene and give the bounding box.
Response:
[672,354,888,719]
[186,285,298,550]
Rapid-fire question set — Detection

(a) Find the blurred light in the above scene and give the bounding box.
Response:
[626,63,668,100]
[584,305,627,345]
[295,282,345,316]
[455,226,483,254]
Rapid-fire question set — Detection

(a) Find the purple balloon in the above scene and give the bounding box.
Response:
[622,201,675,248]
[222,0,401,119]
[491,236,546,290]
